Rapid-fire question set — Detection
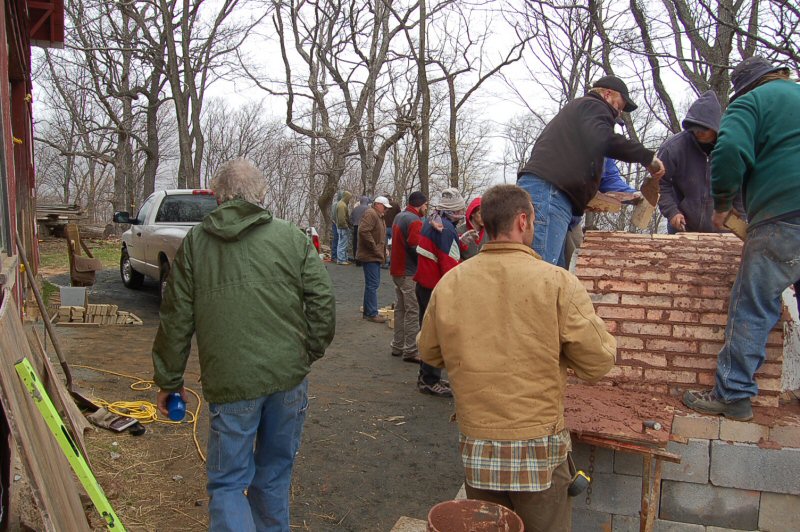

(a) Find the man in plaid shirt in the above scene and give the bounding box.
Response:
[418,184,616,531]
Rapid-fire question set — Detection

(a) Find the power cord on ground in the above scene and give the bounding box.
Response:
[72,364,206,463]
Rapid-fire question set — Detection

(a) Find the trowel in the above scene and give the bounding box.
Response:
[631,176,660,229]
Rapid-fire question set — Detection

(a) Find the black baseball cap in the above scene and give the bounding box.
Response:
[592,75,638,112]
[407,191,427,208]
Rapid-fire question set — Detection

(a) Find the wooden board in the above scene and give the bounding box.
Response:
[565,384,675,447]
[0,292,90,530]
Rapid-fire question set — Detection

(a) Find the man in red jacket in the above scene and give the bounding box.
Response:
[390,191,428,362]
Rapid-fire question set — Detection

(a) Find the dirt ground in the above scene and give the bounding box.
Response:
[44,260,462,531]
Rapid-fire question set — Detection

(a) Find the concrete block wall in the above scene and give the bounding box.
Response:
[571,412,800,531]
[575,232,797,407]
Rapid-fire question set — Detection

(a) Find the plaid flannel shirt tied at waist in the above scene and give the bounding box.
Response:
[459,428,571,491]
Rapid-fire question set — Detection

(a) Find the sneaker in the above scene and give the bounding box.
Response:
[337,261,351,266]
[682,389,753,421]
[418,380,453,398]
[363,314,387,323]
[391,349,402,357]
[402,354,421,363]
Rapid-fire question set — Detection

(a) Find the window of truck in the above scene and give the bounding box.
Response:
[155,195,218,223]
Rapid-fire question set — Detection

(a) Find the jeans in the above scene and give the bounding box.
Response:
[518,174,575,268]
[362,261,381,317]
[715,216,800,402]
[207,379,309,532]
[336,227,351,262]
[331,223,339,259]
[416,284,442,384]
[391,276,419,355]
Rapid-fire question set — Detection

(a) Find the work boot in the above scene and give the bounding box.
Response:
[363,314,387,323]
[402,353,421,364]
[418,379,453,398]
[682,389,753,421]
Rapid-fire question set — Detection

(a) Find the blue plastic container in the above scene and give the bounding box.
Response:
[166,392,186,421]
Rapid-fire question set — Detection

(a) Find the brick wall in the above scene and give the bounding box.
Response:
[575,232,786,407]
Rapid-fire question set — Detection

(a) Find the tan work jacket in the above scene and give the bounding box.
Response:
[418,242,616,441]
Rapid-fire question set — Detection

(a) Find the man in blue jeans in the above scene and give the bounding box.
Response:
[683,57,800,421]
[517,75,665,267]
[357,196,392,323]
[152,159,335,531]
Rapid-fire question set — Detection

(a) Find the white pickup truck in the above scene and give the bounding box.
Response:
[112,189,218,297]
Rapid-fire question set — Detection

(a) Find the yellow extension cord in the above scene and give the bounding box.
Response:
[72,364,206,463]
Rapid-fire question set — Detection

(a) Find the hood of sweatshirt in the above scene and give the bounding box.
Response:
[682,90,722,133]
[202,200,273,242]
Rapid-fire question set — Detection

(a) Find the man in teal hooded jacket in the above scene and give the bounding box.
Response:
[152,159,335,531]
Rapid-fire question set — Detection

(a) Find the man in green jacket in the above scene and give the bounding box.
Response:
[152,159,335,531]
[683,57,800,421]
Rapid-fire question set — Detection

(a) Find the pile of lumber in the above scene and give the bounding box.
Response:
[56,304,142,326]
[36,204,86,236]
[378,306,395,329]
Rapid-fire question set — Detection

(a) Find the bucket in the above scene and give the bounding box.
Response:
[427,499,524,532]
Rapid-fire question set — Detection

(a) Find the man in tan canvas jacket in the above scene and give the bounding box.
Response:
[418,184,616,531]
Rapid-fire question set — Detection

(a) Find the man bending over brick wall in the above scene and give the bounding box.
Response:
[418,184,616,531]
[683,57,800,421]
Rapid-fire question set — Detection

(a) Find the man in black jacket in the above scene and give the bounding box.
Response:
[517,75,665,267]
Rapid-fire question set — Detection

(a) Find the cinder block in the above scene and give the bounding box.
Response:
[706,527,756,532]
[572,442,614,473]
[613,450,642,476]
[710,440,800,494]
[654,520,705,532]
[390,516,427,532]
[672,413,720,439]
[663,439,710,484]
[572,508,612,531]
[659,480,759,529]
[572,472,642,516]
[769,424,800,449]
[758,492,800,531]
[719,418,769,443]
[612,514,639,532]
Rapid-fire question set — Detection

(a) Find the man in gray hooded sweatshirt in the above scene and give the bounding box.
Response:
[658,91,743,233]
[350,196,371,262]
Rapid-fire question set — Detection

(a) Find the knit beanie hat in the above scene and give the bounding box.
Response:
[408,191,427,208]
[436,188,466,211]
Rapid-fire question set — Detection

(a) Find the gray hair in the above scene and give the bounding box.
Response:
[209,159,267,204]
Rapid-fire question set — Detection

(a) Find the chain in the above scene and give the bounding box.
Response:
[585,445,595,506]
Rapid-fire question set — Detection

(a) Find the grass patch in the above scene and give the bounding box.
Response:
[41,278,59,307]
[38,238,121,274]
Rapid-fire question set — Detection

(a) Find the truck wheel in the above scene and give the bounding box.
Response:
[159,260,171,301]
[121,248,144,289]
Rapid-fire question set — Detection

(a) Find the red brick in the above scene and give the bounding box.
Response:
[644,368,697,384]
[617,382,670,395]
[697,371,716,386]
[646,338,698,353]
[604,320,618,333]
[606,366,644,380]
[756,362,783,377]
[589,293,620,305]
[576,267,622,278]
[753,395,780,407]
[769,425,800,448]
[596,306,646,320]
[700,285,733,298]
[699,312,728,326]
[646,309,700,323]
[756,376,782,392]
[619,350,668,367]
[580,279,595,291]
[646,282,697,295]
[620,294,673,308]
[766,344,784,361]
[670,355,718,370]
[596,280,648,293]
[673,297,726,311]
[616,336,645,349]
[630,270,672,281]
[674,324,725,341]
[672,272,733,286]
[699,341,724,355]
[581,257,654,268]
[767,329,785,346]
[621,322,672,336]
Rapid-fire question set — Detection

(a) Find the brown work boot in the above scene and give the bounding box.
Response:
[363,314,387,323]
[682,389,753,421]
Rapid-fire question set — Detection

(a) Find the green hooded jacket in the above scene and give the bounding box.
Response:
[152,200,336,404]
[335,191,353,228]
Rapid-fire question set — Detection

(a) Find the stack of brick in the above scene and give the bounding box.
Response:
[575,232,788,407]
